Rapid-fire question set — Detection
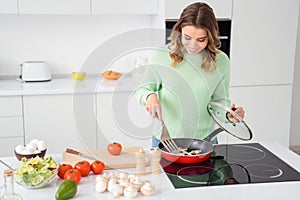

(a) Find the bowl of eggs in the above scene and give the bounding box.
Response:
[14,139,47,161]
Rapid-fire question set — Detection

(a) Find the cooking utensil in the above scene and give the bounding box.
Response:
[207,101,252,141]
[158,138,214,164]
[160,121,181,153]
[66,148,96,160]
[158,102,253,164]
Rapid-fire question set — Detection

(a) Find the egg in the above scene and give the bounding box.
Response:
[25,143,37,151]
[37,140,47,151]
[21,148,34,155]
[33,149,41,154]
[15,144,25,154]
[29,139,39,144]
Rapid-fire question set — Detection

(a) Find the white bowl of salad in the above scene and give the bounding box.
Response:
[13,156,58,189]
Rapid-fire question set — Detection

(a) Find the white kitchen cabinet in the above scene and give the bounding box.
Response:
[0,138,24,157]
[0,96,24,157]
[0,117,24,138]
[96,92,152,148]
[18,0,90,15]
[218,85,292,147]
[23,94,97,154]
[165,0,233,19]
[230,0,299,86]
[92,0,159,15]
[0,0,18,14]
[0,96,22,116]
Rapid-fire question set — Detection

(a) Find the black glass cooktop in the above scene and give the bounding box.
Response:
[160,143,300,189]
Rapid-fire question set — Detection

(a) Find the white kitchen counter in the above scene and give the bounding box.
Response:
[0,142,300,200]
[0,73,142,96]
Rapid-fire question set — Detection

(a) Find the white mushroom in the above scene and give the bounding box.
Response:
[132,176,144,192]
[140,181,155,196]
[107,178,118,192]
[102,172,110,180]
[111,183,123,197]
[120,172,129,179]
[95,179,107,193]
[118,178,130,187]
[128,174,136,183]
[124,184,138,199]
[96,175,108,183]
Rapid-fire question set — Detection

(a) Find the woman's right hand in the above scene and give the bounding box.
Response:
[145,93,162,122]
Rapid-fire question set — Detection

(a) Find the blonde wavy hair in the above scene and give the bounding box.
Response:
[168,2,221,72]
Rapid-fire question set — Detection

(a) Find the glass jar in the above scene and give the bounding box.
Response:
[0,169,22,200]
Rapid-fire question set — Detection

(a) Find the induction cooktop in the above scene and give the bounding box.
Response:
[160,143,300,189]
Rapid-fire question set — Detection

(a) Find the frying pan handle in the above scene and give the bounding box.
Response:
[203,127,223,142]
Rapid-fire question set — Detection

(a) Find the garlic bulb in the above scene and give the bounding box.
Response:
[124,185,138,199]
[140,181,155,196]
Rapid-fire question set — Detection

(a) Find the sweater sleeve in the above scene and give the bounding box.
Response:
[211,52,231,107]
[135,51,163,106]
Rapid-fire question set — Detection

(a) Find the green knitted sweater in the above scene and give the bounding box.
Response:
[135,47,231,140]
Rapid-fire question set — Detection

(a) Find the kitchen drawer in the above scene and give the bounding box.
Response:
[0,96,23,116]
[0,137,24,157]
[0,117,24,137]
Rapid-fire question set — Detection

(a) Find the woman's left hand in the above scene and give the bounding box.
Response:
[227,103,245,122]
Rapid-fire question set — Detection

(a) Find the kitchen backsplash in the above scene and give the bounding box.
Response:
[0,14,163,77]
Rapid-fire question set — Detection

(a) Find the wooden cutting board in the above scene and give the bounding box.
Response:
[62,146,149,169]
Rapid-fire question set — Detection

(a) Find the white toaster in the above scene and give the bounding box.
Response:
[20,61,51,82]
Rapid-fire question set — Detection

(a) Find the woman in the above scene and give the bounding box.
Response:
[135,2,244,147]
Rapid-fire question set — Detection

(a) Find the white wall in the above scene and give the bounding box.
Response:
[290,2,300,146]
[0,14,153,76]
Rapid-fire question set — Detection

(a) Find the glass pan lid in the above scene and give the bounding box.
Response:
[207,102,253,141]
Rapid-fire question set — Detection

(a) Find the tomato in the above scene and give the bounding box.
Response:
[107,142,122,155]
[91,160,105,175]
[74,161,91,177]
[64,169,81,184]
[58,163,73,179]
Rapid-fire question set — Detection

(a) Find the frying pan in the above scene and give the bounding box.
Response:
[158,128,221,164]
[158,102,253,164]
